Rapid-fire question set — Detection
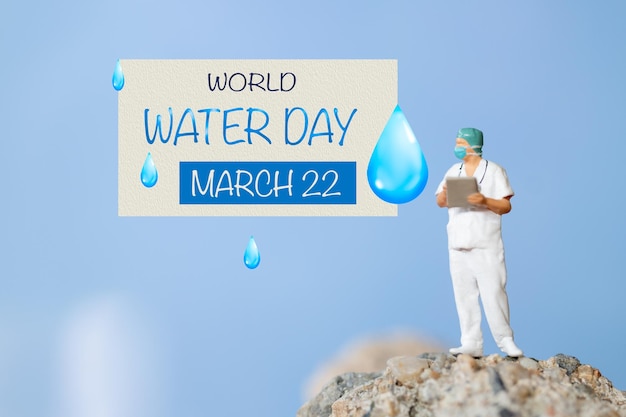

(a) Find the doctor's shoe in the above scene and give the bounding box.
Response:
[449,345,483,357]
[499,337,523,357]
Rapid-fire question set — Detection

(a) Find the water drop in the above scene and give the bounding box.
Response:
[243,236,260,269]
[112,59,125,91]
[140,152,158,188]
[367,105,428,204]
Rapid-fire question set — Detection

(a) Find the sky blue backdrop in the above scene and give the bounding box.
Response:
[2,1,625,416]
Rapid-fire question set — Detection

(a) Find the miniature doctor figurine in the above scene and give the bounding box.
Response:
[436,128,523,358]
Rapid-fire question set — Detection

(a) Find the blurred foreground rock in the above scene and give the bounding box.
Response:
[297,353,626,417]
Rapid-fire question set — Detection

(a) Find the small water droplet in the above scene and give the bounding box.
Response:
[140,152,158,188]
[112,59,125,91]
[244,236,260,269]
[367,105,428,204]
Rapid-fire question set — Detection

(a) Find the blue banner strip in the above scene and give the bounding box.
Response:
[180,161,356,205]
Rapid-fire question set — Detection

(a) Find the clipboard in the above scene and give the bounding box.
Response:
[446,177,478,208]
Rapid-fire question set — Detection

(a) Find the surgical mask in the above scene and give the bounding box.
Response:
[454,146,467,159]
[454,146,482,159]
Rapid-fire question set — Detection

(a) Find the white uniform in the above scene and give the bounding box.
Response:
[436,159,515,350]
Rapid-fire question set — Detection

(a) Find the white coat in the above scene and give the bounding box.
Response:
[436,159,516,348]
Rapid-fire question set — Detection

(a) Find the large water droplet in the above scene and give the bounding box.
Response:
[112,59,125,91]
[140,152,158,188]
[367,105,428,204]
[244,236,260,269]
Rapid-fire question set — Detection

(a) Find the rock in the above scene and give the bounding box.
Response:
[301,332,443,400]
[554,353,581,376]
[297,353,626,417]
[517,356,539,371]
[297,372,381,417]
[386,356,430,387]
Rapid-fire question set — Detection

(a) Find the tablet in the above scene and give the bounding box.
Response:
[446,177,478,208]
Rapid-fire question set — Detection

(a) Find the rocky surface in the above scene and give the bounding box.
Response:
[297,353,626,417]
[303,333,442,400]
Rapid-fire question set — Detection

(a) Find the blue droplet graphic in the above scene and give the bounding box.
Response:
[140,152,158,188]
[367,105,428,204]
[112,59,125,91]
[244,236,261,269]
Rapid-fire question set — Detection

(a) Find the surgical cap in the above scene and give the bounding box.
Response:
[457,128,483,152]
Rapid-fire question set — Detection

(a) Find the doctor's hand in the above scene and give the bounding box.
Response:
[467,193,513,215]
[467,192,487,206]
[436,185,448,207]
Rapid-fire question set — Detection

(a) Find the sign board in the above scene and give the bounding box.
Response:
[117,59,397,216]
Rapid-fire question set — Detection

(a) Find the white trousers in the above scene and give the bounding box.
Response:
[449,247,514,348]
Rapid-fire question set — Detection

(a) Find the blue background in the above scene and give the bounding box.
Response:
[1,1,625,416]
